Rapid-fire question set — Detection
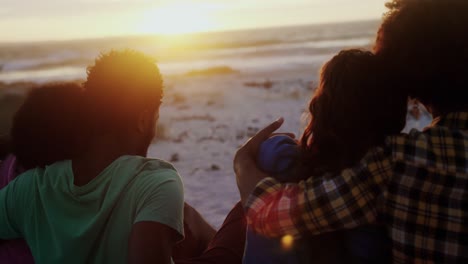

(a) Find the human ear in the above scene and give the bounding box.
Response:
[137,110,154,134]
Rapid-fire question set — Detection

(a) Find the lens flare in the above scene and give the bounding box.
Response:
[281,235,294,251]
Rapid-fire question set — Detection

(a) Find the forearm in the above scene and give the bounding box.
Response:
[239,176,264,206]
[129,222,179,264]
[244,178,319,238]
[236,163,269,206]
[244,152,391,238]
[184,203,216,246]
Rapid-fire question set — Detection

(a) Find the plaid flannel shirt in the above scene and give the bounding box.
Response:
[245,112,468,263]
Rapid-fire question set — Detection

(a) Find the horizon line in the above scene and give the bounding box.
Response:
[0,18,380,46]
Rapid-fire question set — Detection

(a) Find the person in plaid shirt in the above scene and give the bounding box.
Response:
[234,1,468,263]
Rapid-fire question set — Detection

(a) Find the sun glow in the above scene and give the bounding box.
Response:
[137,3,220,35]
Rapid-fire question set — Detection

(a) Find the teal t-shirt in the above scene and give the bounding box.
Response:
[0,155,184,264]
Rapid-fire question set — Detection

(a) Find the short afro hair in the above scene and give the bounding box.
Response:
[83,49,163,131]
[375,0,468,114]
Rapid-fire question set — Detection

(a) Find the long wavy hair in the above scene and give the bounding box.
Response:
[299,49,407,176]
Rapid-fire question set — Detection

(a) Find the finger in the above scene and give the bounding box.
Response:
[247,117,284,148]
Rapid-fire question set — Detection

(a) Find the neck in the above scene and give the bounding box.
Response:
[71,135,144,186]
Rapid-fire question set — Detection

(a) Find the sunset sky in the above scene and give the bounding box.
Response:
[0,0,388,42]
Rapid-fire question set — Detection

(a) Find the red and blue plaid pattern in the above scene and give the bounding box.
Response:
[245,112,468,263]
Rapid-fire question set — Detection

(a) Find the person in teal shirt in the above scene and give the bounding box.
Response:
[0,50,185,264]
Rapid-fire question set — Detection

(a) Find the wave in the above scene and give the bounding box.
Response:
[0,52,332,84]
[0,66,85,84]
[183,66,240,76]
[202,37,372,59]
[0,35,371,74]
[161,20,378,52]
[0,20,379,83]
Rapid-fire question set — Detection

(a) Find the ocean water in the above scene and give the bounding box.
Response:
[0,20,379,84]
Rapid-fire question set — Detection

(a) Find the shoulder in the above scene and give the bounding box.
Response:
[119,155,178,173]
[385,129,432,158]
[384,127,466,170]
[122,156,183,189]
[34,160,73,186]
[130,158,185,228]
[0,167,41,217]
[140,159,180,179]
[384,130,432,170]
[9,167,43,188]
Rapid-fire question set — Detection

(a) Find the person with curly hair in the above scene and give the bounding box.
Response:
[243,49,403,264]
[0,83,83,264]
[237,1,468,263]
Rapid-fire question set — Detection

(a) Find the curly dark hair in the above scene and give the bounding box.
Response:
[83,49,163,133]
[375,0,468,114]
[300,49,407,175]
[11,83,84,169]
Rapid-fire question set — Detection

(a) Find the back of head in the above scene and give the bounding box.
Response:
[301,49,407,174]
[11,83,84,170]
[375,0,468,114]
[83,49,163,135]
